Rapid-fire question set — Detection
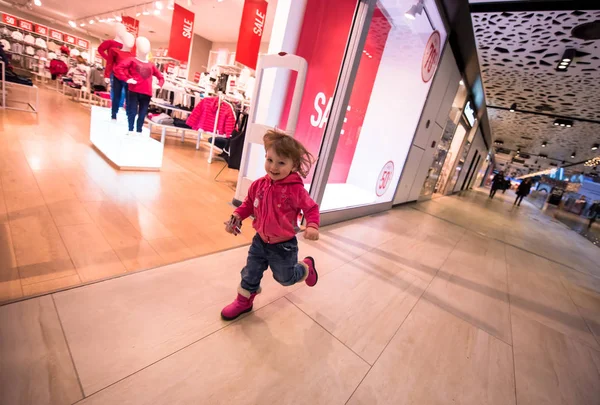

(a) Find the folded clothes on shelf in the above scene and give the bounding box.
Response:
[149,113,174,125]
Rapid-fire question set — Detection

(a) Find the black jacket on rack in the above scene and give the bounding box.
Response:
[225,112,248,170]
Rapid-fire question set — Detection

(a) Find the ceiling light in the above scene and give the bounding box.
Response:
[155,1,164,9]
[33,0,41,6]
[167,0,175,10]
[89,19,94,24]
[571,152,576,159]
[143,7,150,15]
[509,103,517,112]
[68,20,76,28]
[80,22,85,27]
[554,122,559,126]
[115,15,122,22]
[405,0,424,20]
[554,118,574,127]
[556,48,576,72]
[560,123,565,127]
[542,142,547,147]
[459,80,464,86]
[592,144,599,151]
[154,9,161,15]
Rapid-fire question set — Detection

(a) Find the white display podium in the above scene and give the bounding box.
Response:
[90,106,164,171]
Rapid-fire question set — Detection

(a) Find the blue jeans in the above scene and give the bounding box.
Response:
[126,91,151,132]
[110,73,127,119]
[241,234,307,293]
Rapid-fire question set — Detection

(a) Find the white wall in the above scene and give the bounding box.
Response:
[393,42,461,204]
[211,42,270,54]
[453,127,488,193]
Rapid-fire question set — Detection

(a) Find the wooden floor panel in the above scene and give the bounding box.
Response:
[0,87,250,303]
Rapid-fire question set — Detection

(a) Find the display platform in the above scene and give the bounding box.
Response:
[90,106,164,171]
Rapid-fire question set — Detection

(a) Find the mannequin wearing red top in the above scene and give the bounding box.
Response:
[107,32,134,120]
[114,37,164,134]
[98,23,127,78]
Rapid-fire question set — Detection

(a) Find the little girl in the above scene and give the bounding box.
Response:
[222,130,320,321]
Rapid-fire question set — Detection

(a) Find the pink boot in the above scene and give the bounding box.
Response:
[221,286,260,321]
[303,257,318,287]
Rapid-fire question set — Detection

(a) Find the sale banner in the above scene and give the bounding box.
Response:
[121,15,140,37]
[35,24,48,36]
[77,38,89,49]
[235,0,268,70]
[18,19,33,32]
[168,4,194,62]
[65,34,76,45]
[2,13,18,27]
[49,29,63,42]
[279,0,391,183]
[194,71,201,82]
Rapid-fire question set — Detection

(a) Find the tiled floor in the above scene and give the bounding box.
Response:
[1,189,599,405]
[0,88,254,303]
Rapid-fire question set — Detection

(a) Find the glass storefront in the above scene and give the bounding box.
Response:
[419,83,467,198]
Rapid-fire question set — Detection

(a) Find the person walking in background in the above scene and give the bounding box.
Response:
[489,171,504,199]
[514,179,532,206]
[588,201,599,229]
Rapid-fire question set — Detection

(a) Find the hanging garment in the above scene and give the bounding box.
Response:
[226,112,249,170]
[24,34,35,45]
[60,45,70,55]
[35,38,47,48]
[186,96,236,135]
[89,67,105,88]
[11,31,23,41]
[113,57,164,97]
[0,39,9,51]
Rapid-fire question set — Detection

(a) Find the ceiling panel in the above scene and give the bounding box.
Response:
[471,8,600,175]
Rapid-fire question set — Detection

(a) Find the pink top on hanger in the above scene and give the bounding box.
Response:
[98,39,123,78]
[186,96,236,136]
[113,57,165,96]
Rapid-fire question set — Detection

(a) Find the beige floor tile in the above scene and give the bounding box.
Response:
[147,236,197,265]
[53,247,298,396]
[560,271,600,343]
[78,299,369,405]
[348,299,516,405]
[289,252,427,363]
[424,232,512,344]
[0,296,83,405]
[506,246,599,350]
[512,312,600,405]
[0,220,21,302]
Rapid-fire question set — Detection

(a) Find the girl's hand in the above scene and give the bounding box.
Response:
[224,214,242,236]
[304,227,319,241]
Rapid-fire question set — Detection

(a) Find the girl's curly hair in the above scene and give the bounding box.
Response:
[263,130,315,178]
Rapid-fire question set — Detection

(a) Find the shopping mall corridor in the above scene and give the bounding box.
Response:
[1,187,599,405]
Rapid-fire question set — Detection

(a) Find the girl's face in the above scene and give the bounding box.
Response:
[265,148,295,181]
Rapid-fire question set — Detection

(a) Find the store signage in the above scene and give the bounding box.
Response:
[376,161,395,197]
[18,19,34,32]
[194,72,201,82]
[65,34,76,45]
[464,101,476,126]
[122,16,140,37]
[166,63,175,74]
[235,0,268,70]
[35,24,48,36]
[168,4,194,62]
[49,29,63,42]
[421,30,441,83]
[77,38,89,49]
[2,13,18,27]
[280,0,391,183]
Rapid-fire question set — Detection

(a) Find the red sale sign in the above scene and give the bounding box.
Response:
[376,161,394,197]
[168,4,194,62]
[422,31,441,83]
[280,0,391,183]
[35,24,48,36]
[18,19,33,31]
[65,34,76,45]
[2,13,17,27]
[235,0,268,70]
[194,72,201,82]
[49,29,63,42]
[77,38,89,49]
[121,15,140,37]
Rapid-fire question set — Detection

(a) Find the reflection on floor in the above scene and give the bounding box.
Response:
[0,87,253,304]
[2,189,599,405]
[552,208,600,247]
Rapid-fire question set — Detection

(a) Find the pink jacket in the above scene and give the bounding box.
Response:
[186,96,236,136]
[235,173,320,244]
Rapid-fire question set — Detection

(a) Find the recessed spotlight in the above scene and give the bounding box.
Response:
[571,152,576,159]
[68,20,76,28]
[80,22,85,27]
[89,19,94,24]
[155,1,164,9]
[459,80,464,86]
[554,122,559,126]
[34,0,41,6]
[154,9,160,15]
[592,144,599,151]
[509,103,517,112]
[560,123,566,127]
[542,142,547,147]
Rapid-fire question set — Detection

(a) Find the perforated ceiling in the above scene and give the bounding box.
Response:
[471,8,600,176]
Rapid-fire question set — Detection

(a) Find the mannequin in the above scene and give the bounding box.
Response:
[107,32,135,120]
[98,23,127,78]
[113,37,164,135]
